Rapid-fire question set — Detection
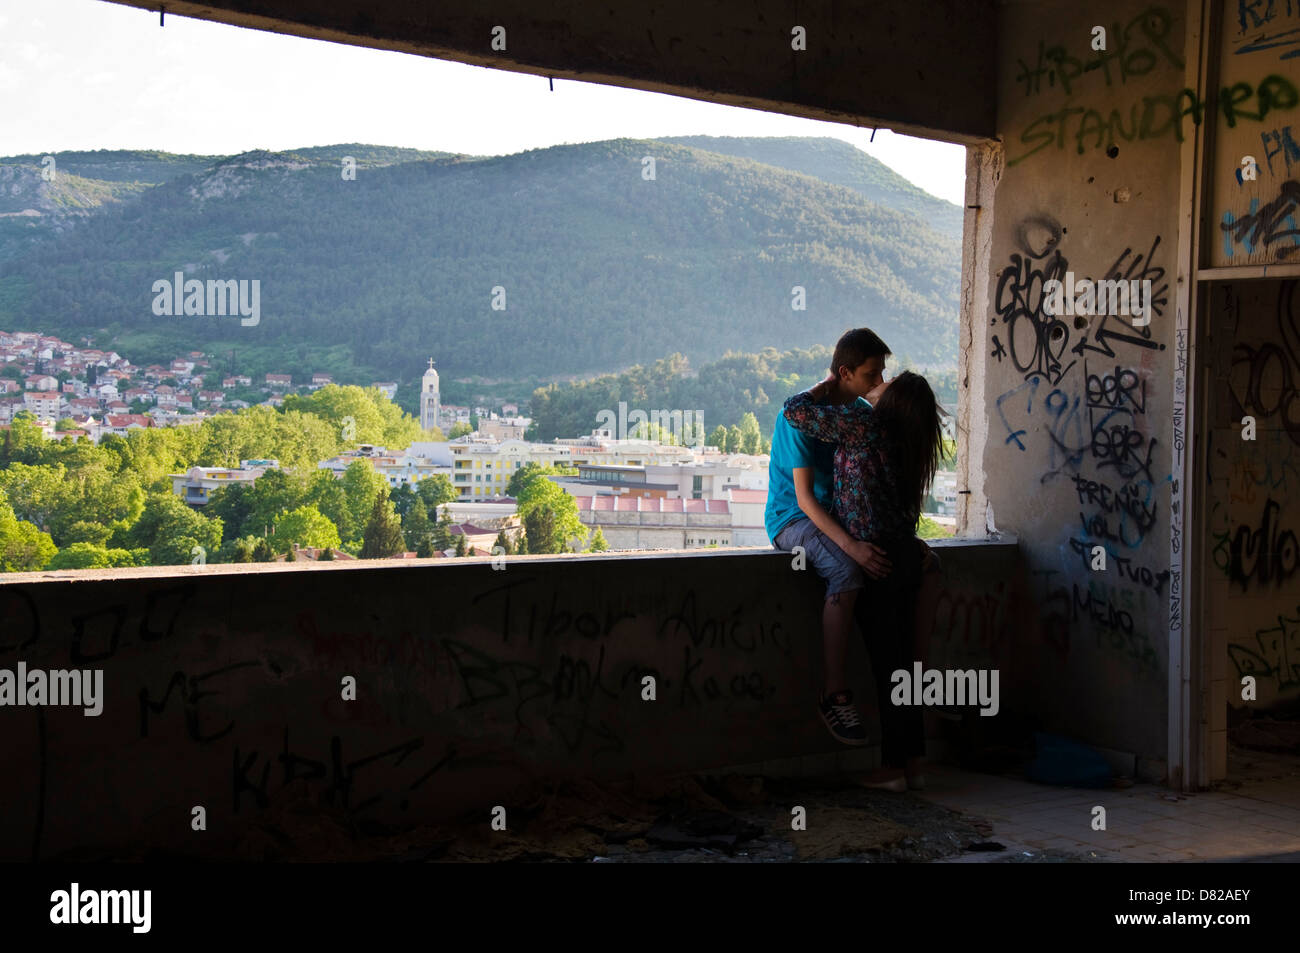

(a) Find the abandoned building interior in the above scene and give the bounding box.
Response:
[2,0,1298,860]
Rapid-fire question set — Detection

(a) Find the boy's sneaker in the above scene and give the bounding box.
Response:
[818,690,868,746]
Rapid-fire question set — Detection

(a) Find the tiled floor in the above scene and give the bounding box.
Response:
[917,763,1300,862]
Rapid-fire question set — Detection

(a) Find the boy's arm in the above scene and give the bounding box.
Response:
[792,468,892,579]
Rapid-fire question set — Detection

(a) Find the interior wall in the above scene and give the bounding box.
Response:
[978,0,1196,762]
[980,0,1300,769]
[1203,279,1300,777]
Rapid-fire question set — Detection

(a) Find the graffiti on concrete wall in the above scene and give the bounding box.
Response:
[1010,74,1299,166]
[1228,604,1300,693]
[1013,5,1182,98]
[994,215,1075,385]
[1009,4,1300,166]
[930,581,1011,665]
[1232,1,1300,61]
[993,212,1171,679]
[1225,279,1300,446]
[0,572,815,858]
[1221,178,1300,259]
[1207,280,1300,704]
[1213,497,1299,590]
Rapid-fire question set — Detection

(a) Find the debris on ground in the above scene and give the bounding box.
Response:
[214,770,998,863]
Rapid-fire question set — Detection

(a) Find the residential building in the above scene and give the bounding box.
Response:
[575,496,732,550]
[477,414,530,441]
[170,460,280,506]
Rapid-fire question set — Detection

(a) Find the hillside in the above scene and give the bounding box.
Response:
[657,136,963,239]
[0,138,960,382]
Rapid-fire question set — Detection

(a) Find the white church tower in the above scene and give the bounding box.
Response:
[419,357,441,432]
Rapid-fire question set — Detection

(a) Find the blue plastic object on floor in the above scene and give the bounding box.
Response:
[1025,732,1113,788]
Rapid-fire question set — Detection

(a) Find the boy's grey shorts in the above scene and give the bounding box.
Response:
[773,517,863,597]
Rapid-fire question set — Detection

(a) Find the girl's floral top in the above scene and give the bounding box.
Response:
[782,391,914,544]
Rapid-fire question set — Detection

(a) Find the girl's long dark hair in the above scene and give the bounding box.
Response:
[871,371,946,522]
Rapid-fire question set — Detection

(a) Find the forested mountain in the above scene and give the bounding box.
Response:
[0,138,960,383]
[528,347,960,441]
[658,136,963,240]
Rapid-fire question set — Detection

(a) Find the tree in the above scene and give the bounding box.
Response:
[206,482,254,543]
[47,542,112,570]
[416,473,458,510]
[493,528,512,556]
[223,534,260,563]
[389,482,418,521]
[302,469,353,542]
[707,425,729,450]
[0,462,72,535]
[279,382,422,450]
[448,422,473,439]
[360,490,405,558]
[507,463,544,498]
[341,461,388,545]
[917,515,953,539]
[115,491,223,566]
[0,413,46,468]
[738,413,763,455]
[506,462,576,498]
[251,538,275,562]
[454,532,467,557]
[0,448,144,547]
[523,505,560,555]
[430,505,454,553]
[270,504,342,555]
[64,520,113,547]
[402,497,432,553]
[588,527,609,552]
[726,425,743,454]
[242,468,305,544]
[0,488,56,572]
[516,475,587,553]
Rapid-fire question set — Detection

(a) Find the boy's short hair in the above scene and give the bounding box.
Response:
[831,328,891,377]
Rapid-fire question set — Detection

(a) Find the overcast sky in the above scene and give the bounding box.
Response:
[0,0,967,205]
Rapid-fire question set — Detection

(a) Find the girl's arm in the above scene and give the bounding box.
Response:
[783,388,874,447]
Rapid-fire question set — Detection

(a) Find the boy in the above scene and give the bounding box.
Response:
[766,328,893,745]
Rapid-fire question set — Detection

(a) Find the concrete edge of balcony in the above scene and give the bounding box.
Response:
[0,534,1021,585]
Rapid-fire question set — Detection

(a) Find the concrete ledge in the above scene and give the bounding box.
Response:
[0,540,1021,859]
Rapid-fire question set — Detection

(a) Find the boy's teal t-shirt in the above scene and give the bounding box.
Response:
[765,396,869,542]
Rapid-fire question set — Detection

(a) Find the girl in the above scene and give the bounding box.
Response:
[783,370,947,790]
